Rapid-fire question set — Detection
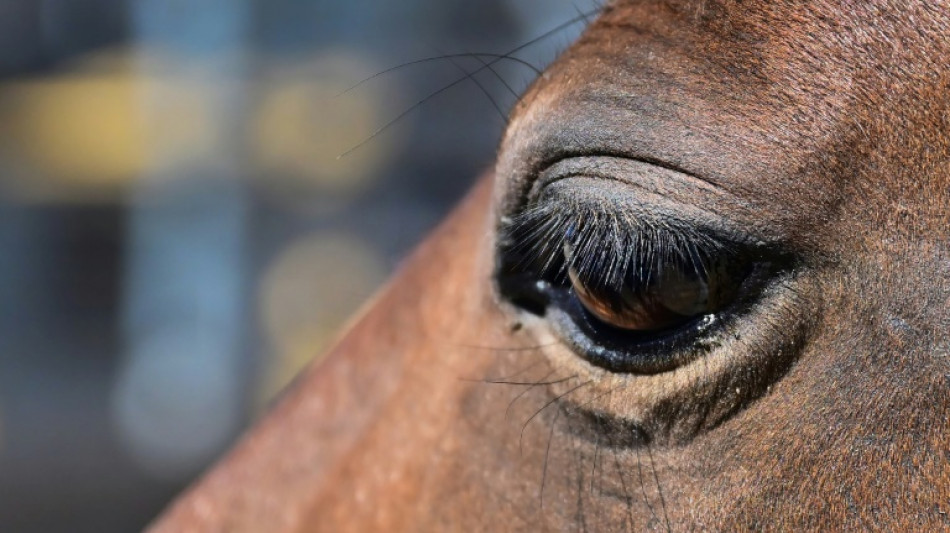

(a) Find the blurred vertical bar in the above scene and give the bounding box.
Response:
[115,0,250,478]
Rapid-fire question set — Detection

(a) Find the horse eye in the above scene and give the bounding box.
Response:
[494,182,789,376]
[565,246,734,332]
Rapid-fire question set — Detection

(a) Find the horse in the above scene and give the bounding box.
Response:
[150,1,950,530]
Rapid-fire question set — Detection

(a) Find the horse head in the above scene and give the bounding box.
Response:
[152,1,950,530]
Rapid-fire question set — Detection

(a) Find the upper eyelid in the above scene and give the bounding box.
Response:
[513,176,774,253]
[525,155,738,207]
[504,156,784,247]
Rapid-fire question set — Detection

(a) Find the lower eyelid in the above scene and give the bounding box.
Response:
[523,157,764,241]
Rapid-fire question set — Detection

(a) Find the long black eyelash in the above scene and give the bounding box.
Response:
[499,195,733,292]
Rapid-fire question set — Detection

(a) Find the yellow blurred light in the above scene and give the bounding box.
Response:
[0,48,233,200]
[251,50,401,197]
[0,47,402,203]
[0,73,147,186]
[258,232,386,402]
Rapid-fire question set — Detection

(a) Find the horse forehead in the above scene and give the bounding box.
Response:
[503,0,950,212]
[595,0,950,101]
[531,0,949,111]
[609,0,946,37]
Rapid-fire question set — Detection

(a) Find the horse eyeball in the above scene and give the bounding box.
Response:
[567,264,720,332]
[652,267,712,316]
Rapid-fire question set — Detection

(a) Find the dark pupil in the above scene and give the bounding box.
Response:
[566,249,726,331]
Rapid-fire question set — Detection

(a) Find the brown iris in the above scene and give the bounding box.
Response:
[566,248,731,331]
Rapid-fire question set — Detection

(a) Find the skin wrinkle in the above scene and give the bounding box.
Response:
[150,1,949,531]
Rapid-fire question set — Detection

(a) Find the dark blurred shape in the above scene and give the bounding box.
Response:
[0,0,128,76]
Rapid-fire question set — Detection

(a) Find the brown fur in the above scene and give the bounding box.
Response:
[151,1,949,530]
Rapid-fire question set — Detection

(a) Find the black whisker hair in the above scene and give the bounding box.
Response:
[335,52,542,98]
[337,8,600,159]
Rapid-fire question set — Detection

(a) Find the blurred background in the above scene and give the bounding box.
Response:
[0,1,591,531]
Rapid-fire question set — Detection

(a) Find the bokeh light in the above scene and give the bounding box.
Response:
[258,232,386,401]
[251,49,398,199]
[0,50,146,198]
[111,327,243,480]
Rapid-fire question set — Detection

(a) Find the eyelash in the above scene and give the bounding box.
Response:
[499,196,737,293]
